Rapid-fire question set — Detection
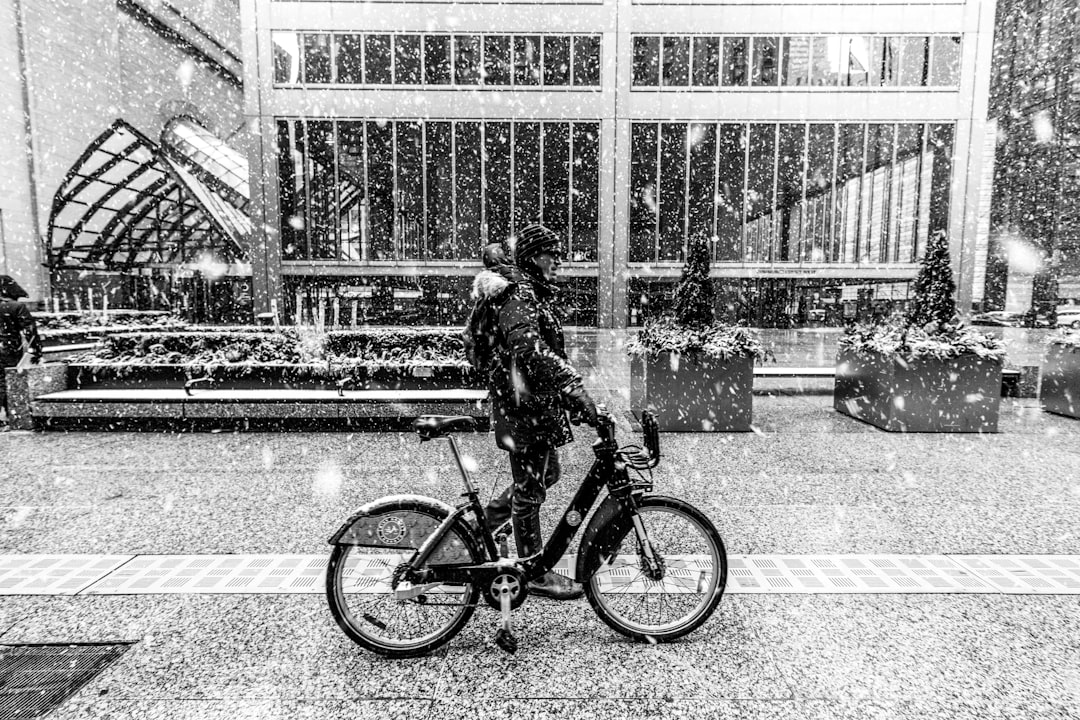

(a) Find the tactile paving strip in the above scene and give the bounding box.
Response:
[80,555,329,595]
[726,555,995,594]
[0,555,133,595]
[951,555,1080,594]
[0,554,1078,595]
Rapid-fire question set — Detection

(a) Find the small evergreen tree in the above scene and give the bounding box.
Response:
[671,234,715,327]
[907,229,957,329]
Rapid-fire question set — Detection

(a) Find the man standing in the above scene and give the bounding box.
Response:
[478,224,598,601]
[0,275,42,428]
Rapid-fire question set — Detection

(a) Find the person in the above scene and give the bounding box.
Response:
[470,224,599,601]
[0,275,42,427]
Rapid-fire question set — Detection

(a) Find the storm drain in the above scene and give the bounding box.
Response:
[0,643,130,719]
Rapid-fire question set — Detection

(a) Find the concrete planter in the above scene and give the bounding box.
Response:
[1040,342,1080,419]
[833,348,1003,432]
[4,363,70,430]
[631,352,753,432]
[67,363,478,391]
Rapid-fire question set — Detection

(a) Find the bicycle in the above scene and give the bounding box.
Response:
[325,409,727,657]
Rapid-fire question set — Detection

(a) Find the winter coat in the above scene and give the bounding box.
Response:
[0,298,41,367]
[462,264,520,373]
[479,271,582,452]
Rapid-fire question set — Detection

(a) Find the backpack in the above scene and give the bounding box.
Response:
[463,295,505,373]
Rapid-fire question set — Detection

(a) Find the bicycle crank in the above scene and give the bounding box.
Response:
[487,571,525,654]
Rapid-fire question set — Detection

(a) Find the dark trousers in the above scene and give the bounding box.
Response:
[485,444,561,556]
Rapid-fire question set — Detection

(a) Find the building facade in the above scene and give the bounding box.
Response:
[1,0,243,308]
[241,0,997,328]
[984,0,1079,316]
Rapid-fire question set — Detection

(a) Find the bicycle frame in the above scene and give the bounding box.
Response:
[405,417,641,588]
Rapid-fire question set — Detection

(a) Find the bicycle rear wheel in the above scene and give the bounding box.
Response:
[584,496,726,642]
[326,508,483,658]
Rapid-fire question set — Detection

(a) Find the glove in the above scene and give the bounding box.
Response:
[565,384,598,427]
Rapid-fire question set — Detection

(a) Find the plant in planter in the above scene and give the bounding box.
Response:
[834,230,1007,432]
[1040,329,1080,419]
[627,235,763,431]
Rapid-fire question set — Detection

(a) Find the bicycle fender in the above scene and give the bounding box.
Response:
[328,494,476,565]
[575,493,636,582]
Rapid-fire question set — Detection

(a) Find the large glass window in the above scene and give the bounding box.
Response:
[514,122,541,228]
[425,36,451,85]
[307,121,336,259]
[929,36,961,86]
[515,36,542,86]
[629,124,658,262]
[486,123,512,245]
[662,37,690,87]
[633,37,660,86]
[573,36,601,86]
[809,36,834,86]
[395,35,422,85]
[454,35,481,85]
[899,36,929,86]
[484,36,511,85]
[627,121,952,266]
[337,122,364,261]
[869,37,901,86]
[336,35,363,84]
[692,37,720,87]
[366,121,394,259]
[364,35,392,85]
[276,120,304,259]
[571,124,600,261]
[543,36,571,86]
[426,122,453,258]
[272,33,301,84]
[543,123,571,241]
[456,122,483,258]
[722,37,749,86]
[782,36,811,86]
[397,122,424,259]
[303,34,332,83]
[751,37,780,86]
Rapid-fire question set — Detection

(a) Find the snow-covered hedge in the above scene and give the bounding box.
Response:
[36,311,179,332]
[627,316,763,361]
[838,321,1006,361]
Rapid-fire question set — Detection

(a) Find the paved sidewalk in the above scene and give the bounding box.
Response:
[1,383,1079,717]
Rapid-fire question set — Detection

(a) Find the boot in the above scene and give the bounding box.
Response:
[514,509,584,601]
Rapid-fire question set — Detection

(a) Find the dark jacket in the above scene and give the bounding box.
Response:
[0,298,41,366]
[479,271,581,452]
[462,263,519,373]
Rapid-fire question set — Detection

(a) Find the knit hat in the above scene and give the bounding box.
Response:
[512,224,563,263]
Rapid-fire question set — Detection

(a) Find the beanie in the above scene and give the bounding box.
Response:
[512,224,562,264]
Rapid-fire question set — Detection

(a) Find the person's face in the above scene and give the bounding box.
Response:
[533,250,562,282]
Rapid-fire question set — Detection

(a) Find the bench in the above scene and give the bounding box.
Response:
[753,366,1027,396]
[30,388,490,428]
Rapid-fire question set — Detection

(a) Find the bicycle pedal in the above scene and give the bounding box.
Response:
[493,628,518,654]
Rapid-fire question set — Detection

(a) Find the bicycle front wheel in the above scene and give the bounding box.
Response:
[585,496,727,642]
[326,508,482,658]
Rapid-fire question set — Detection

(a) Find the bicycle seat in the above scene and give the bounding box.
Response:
[413,415,477,440]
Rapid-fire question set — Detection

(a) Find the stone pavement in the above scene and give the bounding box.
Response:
[0,329,1078,719]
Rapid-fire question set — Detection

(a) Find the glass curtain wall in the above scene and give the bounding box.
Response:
[632,35,962,88]
[629,121,953,264]
[276,119,601,262]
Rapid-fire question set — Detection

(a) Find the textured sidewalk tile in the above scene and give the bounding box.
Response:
[48,698,436,720]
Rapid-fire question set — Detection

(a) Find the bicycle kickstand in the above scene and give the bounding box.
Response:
[492,582,518,654]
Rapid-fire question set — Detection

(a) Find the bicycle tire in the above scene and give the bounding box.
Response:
[326,505,483,658]
[584,495,727,642]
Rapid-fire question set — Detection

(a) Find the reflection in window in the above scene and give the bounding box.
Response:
[366,121,393,259]
[629,124,658,262]
[364,35,392,84]
[455,35,481,85]
[633,36,660,86]
[544,36,571,86]
[626,121,952,266]
[484,36,512,85]
[659,124,686,261]
[809,36,834,86]
[782,36,810,86]
[397,122,424,259]
[425,36,452,85]
[722,37,748,86]
[272,33,300,84]
[869,37,900,86]
[572,124,600,261]
[395,35,422,85]
[662,37,690,87]
[515,36,542,86]
[692,37,720,87]
[836,36,871,87]
[751,37,779,86]
[336,35,363,84]
[276,120,304,259]
[337,122,365,261]
[307,121,336,259]
[930,36,961,85]
[573,36,601,86]
[899,36,929,86]
[303,34,331,83]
